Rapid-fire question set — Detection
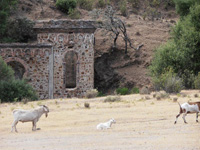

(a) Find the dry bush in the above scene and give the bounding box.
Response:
[173,97,178,102]
[104,96,121,102]
[145,96,151,100]
[84,102,90,108]
[194,93,199,98]
[21,98,29,104]
[156,96,161,100]
[85,89,98,98]
[140,86,150,95]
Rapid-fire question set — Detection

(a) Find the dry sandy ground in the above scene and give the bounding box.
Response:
[1,90,200,150]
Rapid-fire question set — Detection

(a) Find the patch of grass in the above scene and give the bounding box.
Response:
[68,8,81,19]
[37,101,42,106]
[104,96,121,102]
[55,100,58,105]
[85,89,98,98]
[10,107,15,111]
[76,103,80,107]
[30,104,34,108]
[150,102,155,105]
[138,98,145,102]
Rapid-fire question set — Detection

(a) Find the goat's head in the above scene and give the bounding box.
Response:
[110,118,116,124]
[42,105,49,117]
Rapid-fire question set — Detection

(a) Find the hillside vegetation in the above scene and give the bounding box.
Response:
[1,0,192,95]
[150,0,200,92]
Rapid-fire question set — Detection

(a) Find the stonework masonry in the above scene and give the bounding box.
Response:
[0,20,96,99]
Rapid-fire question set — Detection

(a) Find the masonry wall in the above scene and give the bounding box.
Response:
[0,44,52,99]
[37,32,94,98]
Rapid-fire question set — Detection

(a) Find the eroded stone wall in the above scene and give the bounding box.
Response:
[0,20,96,99]
[0,44,52,99]
[37,32,94,98]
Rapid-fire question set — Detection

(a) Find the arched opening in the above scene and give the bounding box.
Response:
[7,61,25,80]
[64,51,78,88]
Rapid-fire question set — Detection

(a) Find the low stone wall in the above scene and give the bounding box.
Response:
[0,44,52,99]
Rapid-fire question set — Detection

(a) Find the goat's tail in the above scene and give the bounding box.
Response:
[177,102,182,113]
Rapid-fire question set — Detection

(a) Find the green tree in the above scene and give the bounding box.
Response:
[150,1,200,89]
[0,56,14,81]
[0,0,17,37]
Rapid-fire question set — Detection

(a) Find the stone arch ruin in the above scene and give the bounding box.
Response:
[0,20,96,99]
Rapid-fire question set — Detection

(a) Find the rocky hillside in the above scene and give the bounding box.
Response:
[12,0,178,94]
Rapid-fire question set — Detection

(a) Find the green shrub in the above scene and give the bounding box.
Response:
[68,8,81,19]
[152,68,183,93]
[131,87,139,94]
[0,79,38,103]
[190,4,200,30]
[181,70,195,89]
[77,0,93,11]
[116,87,129,95]
[194,72,200,89]
[0,0,17,41]
[120,0,128,17]
[97,91,105,97]
[56,0,77,14]
[3,18,36,43]
[0,56,14,82]
[174,0,195,16]
[97,0,109,8]
[128,0,139,9]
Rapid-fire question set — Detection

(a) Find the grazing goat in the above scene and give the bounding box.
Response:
[11,105,49,132]
[96,118,116,130]
[174,102,200,124]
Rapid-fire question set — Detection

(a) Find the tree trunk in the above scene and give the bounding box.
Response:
[113,32,119,48]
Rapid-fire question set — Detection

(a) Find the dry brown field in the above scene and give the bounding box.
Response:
[1,90,200,150]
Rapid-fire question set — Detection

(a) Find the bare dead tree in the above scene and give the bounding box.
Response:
[93,6,143,54]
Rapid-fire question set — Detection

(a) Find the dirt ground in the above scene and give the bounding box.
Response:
[1,90,200,150]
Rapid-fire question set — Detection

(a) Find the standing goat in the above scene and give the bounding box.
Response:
[11,105,49,132]
[96,118,116,130]
[174,102,200,124]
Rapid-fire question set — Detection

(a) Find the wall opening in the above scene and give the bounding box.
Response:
[7,61,25,79]
[64,51,78,88]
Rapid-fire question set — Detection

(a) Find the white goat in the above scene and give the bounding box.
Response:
[11,105,49,132]
[174,102,200,124]
[96,118,116,130]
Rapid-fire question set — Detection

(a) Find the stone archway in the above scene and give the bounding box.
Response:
[64,51,78,88]
[5,57,28,79]
[7,61,25,79]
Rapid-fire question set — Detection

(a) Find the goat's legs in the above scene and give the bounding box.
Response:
[11,120,18,132]
[174,113,181,124]
[196,113,199,122]
[32,121,37,131]
[182,113,188,124]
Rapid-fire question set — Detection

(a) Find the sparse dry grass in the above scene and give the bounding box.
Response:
[0,90,200,150]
